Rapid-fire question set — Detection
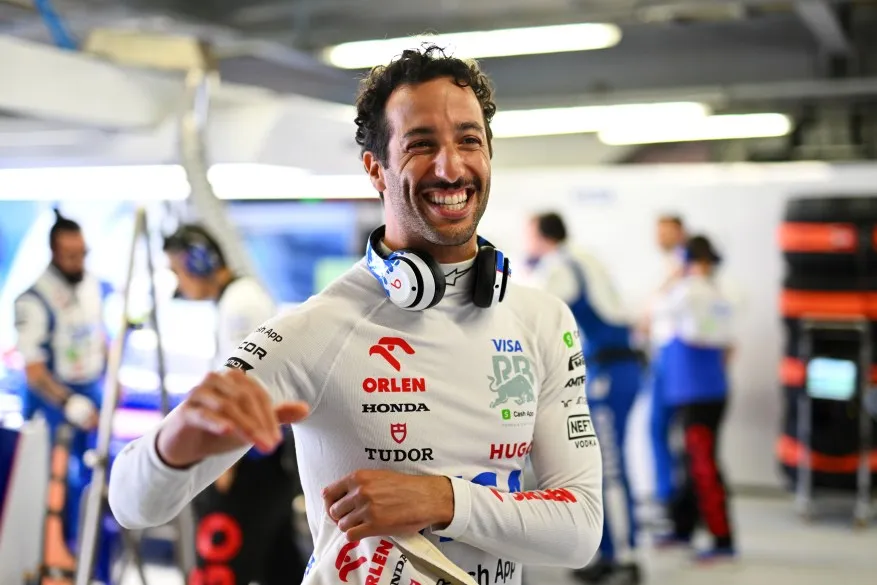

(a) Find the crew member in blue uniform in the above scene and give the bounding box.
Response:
[524,212,643,585]
[657,234,737,562]
[13,210,111,570]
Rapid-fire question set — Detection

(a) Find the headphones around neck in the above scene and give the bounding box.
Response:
[365,225,511,311]
[165,225,223,278]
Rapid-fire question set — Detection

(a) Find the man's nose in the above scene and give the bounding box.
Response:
[433,146,465,184]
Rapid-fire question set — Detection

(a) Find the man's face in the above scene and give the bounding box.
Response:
[656,220,684,252]
[51,231,86,282]
[167,253,211,300]
[364,77,491,252]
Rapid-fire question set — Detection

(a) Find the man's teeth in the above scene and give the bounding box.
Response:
[427,191,469,211]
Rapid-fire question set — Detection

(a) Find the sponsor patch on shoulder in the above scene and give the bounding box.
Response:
[225,357,253,371]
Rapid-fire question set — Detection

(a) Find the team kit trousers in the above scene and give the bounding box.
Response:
[649,348,676,507]
[189,432,307,585]
[669,399,734,549]
[23,380,114,583]
[585,357,643,564]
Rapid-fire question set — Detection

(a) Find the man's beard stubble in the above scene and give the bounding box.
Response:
[391,176,490,248]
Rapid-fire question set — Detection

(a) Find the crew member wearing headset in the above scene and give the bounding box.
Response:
[657,235,736,562]
[14,210,110,566]
[523,212,643,585]
[640,214,687,514]
[162,224,306,585]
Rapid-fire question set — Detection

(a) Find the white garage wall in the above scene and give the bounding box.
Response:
[479,162,877,494]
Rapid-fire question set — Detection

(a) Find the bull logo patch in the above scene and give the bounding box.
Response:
[488,354,536,408]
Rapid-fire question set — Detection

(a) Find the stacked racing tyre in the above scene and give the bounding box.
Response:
[777,196,877,491]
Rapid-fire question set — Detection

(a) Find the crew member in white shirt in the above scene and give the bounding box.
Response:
[655,235,736,562]
[14,209,111,576]
[162,224,306,585]
[641,214,687,510]
[108,45,604,585]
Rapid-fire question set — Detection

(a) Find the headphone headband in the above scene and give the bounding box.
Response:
[365,225,511,311]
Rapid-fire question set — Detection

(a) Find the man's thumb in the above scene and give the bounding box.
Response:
[275,401,310,425]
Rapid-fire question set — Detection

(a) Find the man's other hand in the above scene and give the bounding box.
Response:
[322,470,454,541]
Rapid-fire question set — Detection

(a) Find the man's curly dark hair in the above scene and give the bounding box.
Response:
[354,44,497,166]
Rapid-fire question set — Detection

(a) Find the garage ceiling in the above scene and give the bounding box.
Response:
[1,0,876,165]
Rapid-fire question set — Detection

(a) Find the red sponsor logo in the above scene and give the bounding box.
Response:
[189,512,243,585]
[391,423,407,444]
[335,541,367,582]
[489,442,532,460]
[488,487,579,503]
[335,539,394,585]
[365,337,426,393]
[362,377,426,393]
[369,337,415,372]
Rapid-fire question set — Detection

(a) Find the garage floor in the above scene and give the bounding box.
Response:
[121,495,877,585]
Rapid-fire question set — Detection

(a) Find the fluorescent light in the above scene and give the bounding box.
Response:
[322,23,622,69]
[491,102,710,139]
[598,113,793,145]
[207,163,310,199]
[221,172,378,200]
[0,165,191,201]
[0,163,377,201]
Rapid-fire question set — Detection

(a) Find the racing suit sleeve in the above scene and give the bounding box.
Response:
[108,310,317,530]
[14,293,50,365]
[433,298,604,567]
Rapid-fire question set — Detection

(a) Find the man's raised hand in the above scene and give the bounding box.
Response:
[156,367,308,468]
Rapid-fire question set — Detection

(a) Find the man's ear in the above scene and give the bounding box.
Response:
[362,152,386,194]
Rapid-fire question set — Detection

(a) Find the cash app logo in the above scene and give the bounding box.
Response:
[502,409,511,420]
[563,331,575,348]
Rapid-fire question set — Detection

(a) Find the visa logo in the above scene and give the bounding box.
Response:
[492,339,523,352]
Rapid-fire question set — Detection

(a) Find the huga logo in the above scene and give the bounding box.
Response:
[488,353,535,409]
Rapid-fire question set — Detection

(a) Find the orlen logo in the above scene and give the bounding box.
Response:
[489,442,532,460]
[364,337,426,394]
[369,337,414,371]
[335,539,394,584]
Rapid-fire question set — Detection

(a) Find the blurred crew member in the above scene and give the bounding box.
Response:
[657,235,736,562]
[642,214,687,510]
[162,224,306,585]
[524,212,643,585]
[14,209,107,549]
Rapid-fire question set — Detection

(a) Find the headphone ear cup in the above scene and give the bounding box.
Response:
[472,247,498,308]
[498,256,510,302]
[186,244,216,277]
[415,251,447,310]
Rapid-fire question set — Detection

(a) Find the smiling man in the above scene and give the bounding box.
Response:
[108,44,603,584]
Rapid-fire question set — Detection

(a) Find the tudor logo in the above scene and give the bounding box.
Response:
[390,423,407,444]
